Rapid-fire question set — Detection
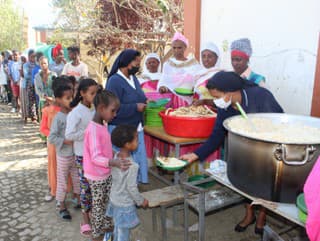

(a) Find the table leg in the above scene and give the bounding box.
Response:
[174,143,180,184]
[199,192,205,241]
[152,207,157,232]
[161,205,167,241]
[172,144,181,225]
[184,189,189,241]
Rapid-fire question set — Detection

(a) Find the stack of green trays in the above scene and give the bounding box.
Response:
[145,106,165,126]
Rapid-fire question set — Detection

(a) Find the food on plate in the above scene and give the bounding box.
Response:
[157,156,186,168]
[166,105,216,117]
[227,117,320,143]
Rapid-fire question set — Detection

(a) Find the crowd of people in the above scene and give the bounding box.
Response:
[0,32,284,240]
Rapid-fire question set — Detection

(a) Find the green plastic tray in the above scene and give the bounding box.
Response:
[296,193,308,223]
[296,193,307,214]
[188,174,215,188]
[174,88,193,96]
[147,98,171,108]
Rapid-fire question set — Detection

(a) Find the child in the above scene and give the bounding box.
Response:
[65,78,97,236]
[40,75,75,203]
[48,82,80,220]
[34,56,57,121]
[83,87,131,241]
[8,50,20,113]
[107,125,149,241]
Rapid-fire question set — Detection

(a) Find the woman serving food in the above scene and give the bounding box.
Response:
[181,71,283,235]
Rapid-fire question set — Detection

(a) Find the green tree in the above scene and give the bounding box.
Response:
[0,0,25,50]
[51,0,98,45]
[51,0,183,83]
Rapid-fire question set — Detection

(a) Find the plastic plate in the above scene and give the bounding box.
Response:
[174,88,193,96]
[156,157,188,171]
[147,98,171,108]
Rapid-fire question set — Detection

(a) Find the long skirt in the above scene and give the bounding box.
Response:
[26,83,37,119]
[20,86,28,119]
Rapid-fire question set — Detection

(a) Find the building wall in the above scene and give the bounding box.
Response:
[199,0,320,115]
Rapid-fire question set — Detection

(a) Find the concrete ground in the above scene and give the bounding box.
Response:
[0,103,309,241]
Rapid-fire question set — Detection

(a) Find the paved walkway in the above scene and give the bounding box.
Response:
[0,104,85,241]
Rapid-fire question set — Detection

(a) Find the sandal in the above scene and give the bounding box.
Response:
[59,209,72,221]
[44,192,54,202]
[80,223,92,237]
[234,216,256,232]
[70,197,81,209]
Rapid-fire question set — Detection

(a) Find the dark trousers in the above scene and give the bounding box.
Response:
[4,83,12,103]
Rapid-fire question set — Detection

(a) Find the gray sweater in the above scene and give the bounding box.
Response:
[65,103,95,156]
[110,156,144,207]
[48,112,73,157]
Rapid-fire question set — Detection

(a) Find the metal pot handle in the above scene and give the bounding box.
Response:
[274,144,316,165]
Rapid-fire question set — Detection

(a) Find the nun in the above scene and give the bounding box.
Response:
[106,49,149,184]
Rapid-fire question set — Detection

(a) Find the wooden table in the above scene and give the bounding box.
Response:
[144,126,208,185]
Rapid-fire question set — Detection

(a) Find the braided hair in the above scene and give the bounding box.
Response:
[70,78,97,108]
[93,85,119,108]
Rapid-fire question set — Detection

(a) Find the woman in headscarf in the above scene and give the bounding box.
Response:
[49,43,66,76]
[231,38,266,87]
[21,49,37,123]
[181,71,283,235]
[194,42,222,100]
[157,32,203,108]
[139,53,162,92]
[106,49,148,184]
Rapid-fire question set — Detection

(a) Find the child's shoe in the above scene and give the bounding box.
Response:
[58,209,72,221]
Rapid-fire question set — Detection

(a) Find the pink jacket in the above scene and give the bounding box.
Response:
[83,121,112,181]
[304,156,320,241]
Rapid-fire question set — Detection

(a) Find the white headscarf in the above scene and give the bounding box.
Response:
[194,42,222,98]
[200,42,221,68]
[140,53,162,84]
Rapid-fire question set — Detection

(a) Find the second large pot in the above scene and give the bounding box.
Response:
[223,113,320,203]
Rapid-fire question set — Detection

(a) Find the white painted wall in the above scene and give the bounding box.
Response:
[200,0,320,115]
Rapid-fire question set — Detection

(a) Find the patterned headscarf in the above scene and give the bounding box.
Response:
[230,38,252,60]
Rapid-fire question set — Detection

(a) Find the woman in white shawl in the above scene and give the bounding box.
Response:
[194,42,221,101]
[139,53,162,92]
[158,32,203,108]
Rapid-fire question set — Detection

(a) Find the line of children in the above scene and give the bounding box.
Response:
[44,77,148,240]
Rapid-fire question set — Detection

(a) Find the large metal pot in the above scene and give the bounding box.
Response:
[223,113,320,203]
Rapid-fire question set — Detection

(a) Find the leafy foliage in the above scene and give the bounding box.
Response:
[0,0,26,50]
[52,0,183,58]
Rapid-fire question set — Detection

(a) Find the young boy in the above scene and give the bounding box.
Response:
[8,50,20,113]
[48,80,80,220]
[107,125,149,241]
